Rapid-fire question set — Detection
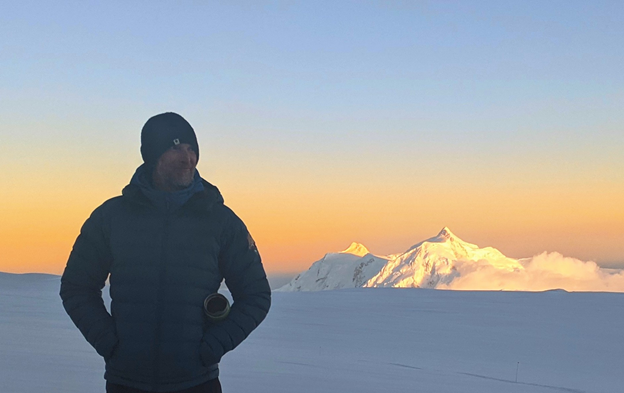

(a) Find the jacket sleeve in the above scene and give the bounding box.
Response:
[201,208,271,365]
[60,205,118,360]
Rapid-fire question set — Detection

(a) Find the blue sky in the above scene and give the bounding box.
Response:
[3,1,623,160]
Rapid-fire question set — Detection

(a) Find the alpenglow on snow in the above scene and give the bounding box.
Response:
[277,227,523,292]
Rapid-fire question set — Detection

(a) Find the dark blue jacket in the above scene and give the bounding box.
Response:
[60,176,271,392]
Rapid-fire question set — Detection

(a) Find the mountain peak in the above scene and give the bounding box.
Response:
[341,242,370,257]
[437,227,457,240]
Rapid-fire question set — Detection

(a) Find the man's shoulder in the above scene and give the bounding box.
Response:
[99,195,125,209]
[213,203,241,222]
[89,195,127,217]
[216,205,254,239]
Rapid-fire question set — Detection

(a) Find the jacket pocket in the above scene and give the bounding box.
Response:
[200,340,219,367]
[104,340,119,363]
[96,330,119,362]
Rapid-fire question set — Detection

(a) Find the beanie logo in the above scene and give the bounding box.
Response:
[173,138,180,145]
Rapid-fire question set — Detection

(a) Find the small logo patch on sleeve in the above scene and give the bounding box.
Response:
[247,233,258,253]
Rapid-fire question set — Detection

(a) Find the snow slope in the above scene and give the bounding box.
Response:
[279,228,624,292]
[366,227,523,288]
[1,272,623,393]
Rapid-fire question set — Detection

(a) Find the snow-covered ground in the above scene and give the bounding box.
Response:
[2,272,623,392]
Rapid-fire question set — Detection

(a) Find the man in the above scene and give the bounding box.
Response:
[60,112,271,393]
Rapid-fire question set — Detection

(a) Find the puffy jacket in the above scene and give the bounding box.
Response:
[60,178,271,392]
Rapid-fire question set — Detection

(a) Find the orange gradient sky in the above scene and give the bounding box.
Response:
[1,2,624,274]
[2,127,623,274]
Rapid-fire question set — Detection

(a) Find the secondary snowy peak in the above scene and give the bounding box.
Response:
[279,228,524,291]
[276,243,389,292]
[341,242,370,257]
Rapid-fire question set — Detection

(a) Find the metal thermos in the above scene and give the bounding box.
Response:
[203,293,230,322]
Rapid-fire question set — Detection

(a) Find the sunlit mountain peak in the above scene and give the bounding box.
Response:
[403,227,475,255]
[436,227,457,241]
[427,227,473,246]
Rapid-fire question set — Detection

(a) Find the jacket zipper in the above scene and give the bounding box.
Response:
[152,211,170,389]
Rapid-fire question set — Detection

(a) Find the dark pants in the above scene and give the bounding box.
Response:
[106,378,222,393]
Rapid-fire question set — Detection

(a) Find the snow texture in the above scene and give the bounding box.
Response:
[1,272,623,393]
[279,228,624,292]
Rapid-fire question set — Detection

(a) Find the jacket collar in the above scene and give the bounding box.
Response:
[122,165,223,212]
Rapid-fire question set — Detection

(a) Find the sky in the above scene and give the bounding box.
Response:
[1,0,623,274]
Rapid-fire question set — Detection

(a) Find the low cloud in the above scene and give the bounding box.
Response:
[439,252,624,292]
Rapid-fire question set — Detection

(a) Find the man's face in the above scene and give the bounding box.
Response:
[152,143,198,192]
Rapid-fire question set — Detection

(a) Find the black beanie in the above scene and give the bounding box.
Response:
[140,112,200,168]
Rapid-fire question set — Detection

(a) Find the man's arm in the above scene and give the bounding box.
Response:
[60,206,118,360]
[201,208,271,365]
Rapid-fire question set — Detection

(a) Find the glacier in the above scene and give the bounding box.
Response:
[1,272,623,393]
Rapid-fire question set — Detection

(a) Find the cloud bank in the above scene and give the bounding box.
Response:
[440,252,624,292]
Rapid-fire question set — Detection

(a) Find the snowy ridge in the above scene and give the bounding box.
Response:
[276,243,388,292]
[279,227,523,291]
